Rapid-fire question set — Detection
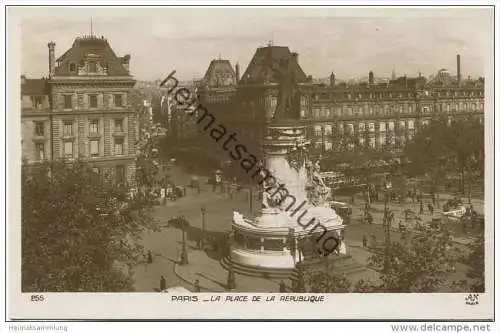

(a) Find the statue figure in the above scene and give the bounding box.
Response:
[266,52,300,120]
[305,158,331,206]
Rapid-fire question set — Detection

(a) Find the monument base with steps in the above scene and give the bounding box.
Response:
[220,254,368,281]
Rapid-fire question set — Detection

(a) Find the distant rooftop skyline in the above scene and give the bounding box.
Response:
[15,7,493,81]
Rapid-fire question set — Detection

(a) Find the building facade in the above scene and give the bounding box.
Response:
[21,35,138,184]
[196,49,484,161]
[21,76,52,163]
[305,63,484,155]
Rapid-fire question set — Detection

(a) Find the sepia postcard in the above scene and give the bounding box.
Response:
[5,5,496,321]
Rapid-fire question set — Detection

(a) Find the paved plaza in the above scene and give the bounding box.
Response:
[132,165,483,292]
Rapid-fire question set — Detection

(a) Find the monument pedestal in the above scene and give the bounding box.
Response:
[226,123,346,277]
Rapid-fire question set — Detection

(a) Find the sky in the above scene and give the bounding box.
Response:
[13,7,493,81]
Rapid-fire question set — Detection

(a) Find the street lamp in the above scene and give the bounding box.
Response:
[201,207,206,248]
[383,196,393,273]
[179,217,189,266]
[249,186,253,212]
[226,230,237,291]
[296,264,306,293]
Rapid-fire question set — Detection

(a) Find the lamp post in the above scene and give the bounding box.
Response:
[179,217,189,265]
[383,194,392,273]
[249,186,253,212]
[296,264,306,293]
[226,230,237,291]
[201,206,206,248]
[288,227,296,265]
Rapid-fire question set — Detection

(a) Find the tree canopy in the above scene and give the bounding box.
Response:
[404,115,484,193]
[22,161,157,292]
[304,224,464,293]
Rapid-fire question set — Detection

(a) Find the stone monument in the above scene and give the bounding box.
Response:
[225,50,346,276]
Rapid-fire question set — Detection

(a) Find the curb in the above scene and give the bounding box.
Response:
[173,259,223,292]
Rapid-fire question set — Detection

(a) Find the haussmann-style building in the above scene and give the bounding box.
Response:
[21,34,139,184]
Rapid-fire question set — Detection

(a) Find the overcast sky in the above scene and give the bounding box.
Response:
[14,7,493,81]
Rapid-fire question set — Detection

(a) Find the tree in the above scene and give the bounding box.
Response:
[304,225,457,293]
[369,227,456,292]
[405,115,484,199]
[462,234,485,292]
[446,116,484,198]
[22,161,157,292]
[405,116,454,198]
[305,269,352,293]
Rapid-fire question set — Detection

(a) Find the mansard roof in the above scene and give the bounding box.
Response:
[21,77,49,96]
[54,35,130,77]
[201,59,237,87]
[239,46,308,85]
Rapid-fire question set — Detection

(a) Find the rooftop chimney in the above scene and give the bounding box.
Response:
[330,72,336,87]
[48,41,55,78]
[235,63,240,83]
[123,54,131,73]
[291,52,298,64]
[457,54,461,83]
[369,71,374,84]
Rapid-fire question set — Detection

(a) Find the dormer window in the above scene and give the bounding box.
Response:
[88,62,97,73]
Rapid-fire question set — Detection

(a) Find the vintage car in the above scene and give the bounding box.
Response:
[330,201,352,224]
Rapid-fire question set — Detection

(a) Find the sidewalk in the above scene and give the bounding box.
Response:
[174,249,281,292]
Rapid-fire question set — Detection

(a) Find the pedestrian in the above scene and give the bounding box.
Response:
[362,235,367,248]
[428,204,434,215]
[279,280,287,292]
[194,279,201,292]
[367,212,373,225]
[147,250,153,264]
[197,180,201,194]
[160,275,166,291]
[432,192,436,206]
[419,201,424,215]
[161,186,166,205]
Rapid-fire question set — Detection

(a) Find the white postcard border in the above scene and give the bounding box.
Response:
[5,3,497,321]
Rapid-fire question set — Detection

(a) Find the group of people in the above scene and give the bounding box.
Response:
[211,172,241,200]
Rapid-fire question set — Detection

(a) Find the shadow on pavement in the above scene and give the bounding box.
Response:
[196,272,227,290]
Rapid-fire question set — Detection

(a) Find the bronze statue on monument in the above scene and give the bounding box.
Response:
[268,53,301,120]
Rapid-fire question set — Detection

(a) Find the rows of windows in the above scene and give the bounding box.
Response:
[311,100,483,119]
[315,133,413,151]
[62,93,125,110]
[313,120,416,136]
[57,118,126,159]
[57,118,124,137]
[61,137,125,159]
[312,89,483,102]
